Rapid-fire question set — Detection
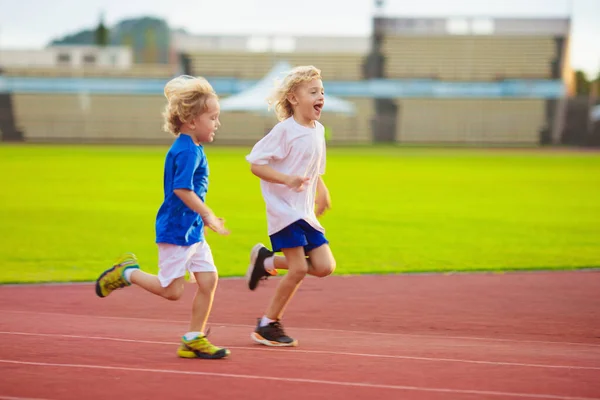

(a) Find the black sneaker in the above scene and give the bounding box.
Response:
[251,319,298,347]
[246,243,276,291]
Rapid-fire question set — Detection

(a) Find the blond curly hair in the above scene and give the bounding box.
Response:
[162,75,217,135]
[268,65,322,121]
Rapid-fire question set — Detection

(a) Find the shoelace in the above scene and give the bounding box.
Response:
[269,321,287,337]
[195,337,219,352]
[185,328,221,353]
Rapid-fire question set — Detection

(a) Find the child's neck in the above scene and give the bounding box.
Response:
[292,114,315,129]
[180,132,201,145]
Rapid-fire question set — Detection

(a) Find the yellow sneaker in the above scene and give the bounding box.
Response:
[177,335,230,359]
[95,253,139,298]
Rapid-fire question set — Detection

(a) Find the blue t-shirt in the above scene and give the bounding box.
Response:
[155,134,209,246]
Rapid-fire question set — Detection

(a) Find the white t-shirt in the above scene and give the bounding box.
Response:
[246,116,326,235]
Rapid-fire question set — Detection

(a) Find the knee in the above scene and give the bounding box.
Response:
[194,272,218,295]
[287,265,308,282]
[164,284,185,301]
[313,260,336,278]
[165,290,183,301]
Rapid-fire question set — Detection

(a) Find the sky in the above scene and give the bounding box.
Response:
[0,0,598,78]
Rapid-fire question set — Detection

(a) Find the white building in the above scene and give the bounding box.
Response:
[0,45,133,69]
[170,32,370,54]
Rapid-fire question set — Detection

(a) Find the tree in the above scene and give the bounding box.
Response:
[95,13,109,47]
[574,70,590,95]
[49,16,171,63]
[144,27,157,63]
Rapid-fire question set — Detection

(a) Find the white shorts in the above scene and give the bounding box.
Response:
[157,241,217,287]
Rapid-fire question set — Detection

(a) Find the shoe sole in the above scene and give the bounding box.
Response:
[177,348,230,359]
[246,243,267,290]
[246,243,264,281]
[250,332,298,347]
[95,266,118,298]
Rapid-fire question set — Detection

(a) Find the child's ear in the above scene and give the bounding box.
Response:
[287,92,298,106]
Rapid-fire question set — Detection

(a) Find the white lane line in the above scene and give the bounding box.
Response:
[2,309,599,348]
[0,359,598,400]
[0,331,598,371]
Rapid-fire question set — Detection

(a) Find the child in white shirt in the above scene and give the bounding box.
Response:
[245,65,336,347]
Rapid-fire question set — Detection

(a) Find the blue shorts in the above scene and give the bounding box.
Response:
[270,219,329,254]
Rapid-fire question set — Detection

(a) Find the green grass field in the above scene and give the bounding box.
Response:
[1,144,599,283]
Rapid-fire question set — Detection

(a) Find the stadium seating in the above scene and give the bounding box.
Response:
[381,36,556,80]
[396,99,546,143]
[188,52,365,81]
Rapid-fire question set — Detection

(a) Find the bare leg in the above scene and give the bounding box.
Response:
[130,270,185,301]
[265,247,308,320]
[189,271,218,333]
[271,244,336,278]
[177,270,229,359]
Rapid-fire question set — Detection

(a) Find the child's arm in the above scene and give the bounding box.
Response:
[250,164,310,192]
[173,189,229,235]
[315,176,331,217]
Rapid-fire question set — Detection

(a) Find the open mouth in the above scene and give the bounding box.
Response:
[314,104,323,112]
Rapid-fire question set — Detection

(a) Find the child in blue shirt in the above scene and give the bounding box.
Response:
[95,75,230,359]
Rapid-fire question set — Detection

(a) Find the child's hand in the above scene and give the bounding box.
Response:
[202,214,230,235]
[315,187,332,217]
[285,175,310,192]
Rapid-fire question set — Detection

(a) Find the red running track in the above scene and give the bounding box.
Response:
[0,270,599,400]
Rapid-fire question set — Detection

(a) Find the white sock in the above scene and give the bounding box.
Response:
[124,268,136,283]
[264,256,275,272]
[184,331,203,340]
[260,316,276,327]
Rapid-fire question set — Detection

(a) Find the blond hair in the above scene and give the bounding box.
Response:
[268,65,322,121]
[162,75,217,135]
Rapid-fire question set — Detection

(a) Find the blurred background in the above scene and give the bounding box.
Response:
[1,0,600,283]
[0,0,598,146]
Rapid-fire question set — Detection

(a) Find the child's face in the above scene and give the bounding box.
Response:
[290,79,325,125]
[190,97,221,143]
